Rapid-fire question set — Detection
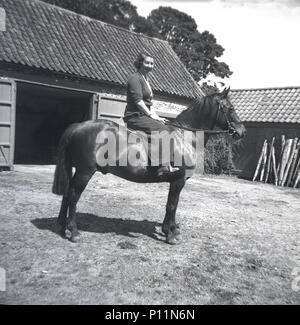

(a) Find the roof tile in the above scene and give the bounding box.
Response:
[231,87,300,124]
[0,0,203,99]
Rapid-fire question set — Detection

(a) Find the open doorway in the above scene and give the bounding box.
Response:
[14,82,93,164]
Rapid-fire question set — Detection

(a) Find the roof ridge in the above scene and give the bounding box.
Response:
[34,0,168,44]
[232,85,300,92]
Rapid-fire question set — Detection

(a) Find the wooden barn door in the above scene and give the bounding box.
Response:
[98,96,126,125]
[0,78,16,169]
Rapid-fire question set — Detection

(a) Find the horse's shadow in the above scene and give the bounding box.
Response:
[31,213,163,242]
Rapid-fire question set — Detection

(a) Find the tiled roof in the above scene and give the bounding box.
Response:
[0,0,203,99]
[230,87,300,124]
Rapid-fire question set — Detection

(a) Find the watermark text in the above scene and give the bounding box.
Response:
[95,128,203,172]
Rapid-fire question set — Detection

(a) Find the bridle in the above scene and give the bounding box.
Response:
[166,97,237,135]
[214,99,237,136]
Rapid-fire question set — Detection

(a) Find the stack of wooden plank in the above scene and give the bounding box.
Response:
[253,136,300,188]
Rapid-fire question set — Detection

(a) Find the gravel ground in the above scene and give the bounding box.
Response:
[0,165,299,305]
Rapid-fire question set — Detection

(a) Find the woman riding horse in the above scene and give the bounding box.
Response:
[52,59,246,244]
[124,53,178,176]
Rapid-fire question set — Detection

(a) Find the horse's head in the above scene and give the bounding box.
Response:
[175,87,246,138]
[211,87,246,139]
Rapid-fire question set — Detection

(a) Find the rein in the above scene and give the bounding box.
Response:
[165,102,233,135]
[165,121,228,134]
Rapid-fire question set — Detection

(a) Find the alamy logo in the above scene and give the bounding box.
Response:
[0,267,6,292]
[0,8,6,32]
[95,129,203,169]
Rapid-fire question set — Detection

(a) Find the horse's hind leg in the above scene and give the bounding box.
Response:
[162,177,186,245]
[67,169,95,242]
[57,196,69,237]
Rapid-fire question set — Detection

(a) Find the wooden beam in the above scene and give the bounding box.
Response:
[252,139,267,181]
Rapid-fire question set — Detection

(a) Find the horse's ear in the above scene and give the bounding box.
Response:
[222,87,230,98]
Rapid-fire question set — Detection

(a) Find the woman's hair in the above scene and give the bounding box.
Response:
[134,52,154,70]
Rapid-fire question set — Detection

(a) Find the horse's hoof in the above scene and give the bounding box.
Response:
[166,234,180,245]
[65,229,71,239]
[175,234,182,241]
[70,234,81,243]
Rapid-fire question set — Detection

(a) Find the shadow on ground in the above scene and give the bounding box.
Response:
[31,213,162,241]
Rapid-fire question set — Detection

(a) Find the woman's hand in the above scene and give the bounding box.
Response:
[149,112,167,123]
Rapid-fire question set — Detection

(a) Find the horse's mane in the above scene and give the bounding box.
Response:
[177,92,219,119]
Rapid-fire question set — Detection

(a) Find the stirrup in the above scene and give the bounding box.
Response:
[157,166,179,177]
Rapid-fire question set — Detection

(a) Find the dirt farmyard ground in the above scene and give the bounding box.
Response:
[0,165,299,305]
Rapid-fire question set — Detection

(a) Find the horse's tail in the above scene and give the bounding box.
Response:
[52,124,77,196]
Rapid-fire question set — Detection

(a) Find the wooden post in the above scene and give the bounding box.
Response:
[265,137,275,183]
[277,135,285,175]
[260,141,268,182]
[252,140,267,181]
[282,138,298,187]
[271,146,278,186]
[279,139,293,186]
[291,156,300,187]
[293,168,300,189]
[286,139,299,187]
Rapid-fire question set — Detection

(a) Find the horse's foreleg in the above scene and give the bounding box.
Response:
[162,177,186,245]
[67,169,95,242]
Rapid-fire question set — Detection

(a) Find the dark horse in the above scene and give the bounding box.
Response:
[52,87,246,244]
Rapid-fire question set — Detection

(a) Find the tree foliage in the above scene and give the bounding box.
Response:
[43,0,140,29]
[148,7,232,81]
[42,0,232,81]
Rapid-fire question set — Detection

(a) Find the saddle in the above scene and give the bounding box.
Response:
[125,126,182,169]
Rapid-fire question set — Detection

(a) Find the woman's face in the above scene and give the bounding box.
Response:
[141,56,154,73]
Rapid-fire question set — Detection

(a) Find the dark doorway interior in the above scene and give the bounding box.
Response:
[15,82,92,164]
